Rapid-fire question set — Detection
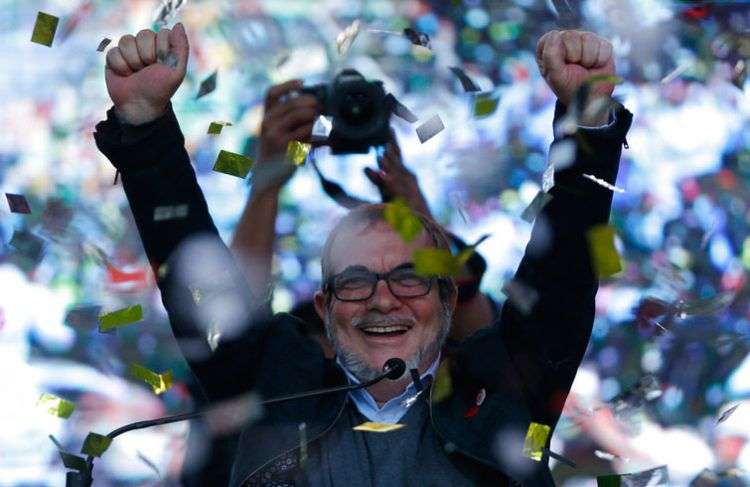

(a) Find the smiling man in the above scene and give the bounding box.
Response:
[95,24,632,486]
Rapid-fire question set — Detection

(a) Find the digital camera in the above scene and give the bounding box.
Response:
[302,69,392,154]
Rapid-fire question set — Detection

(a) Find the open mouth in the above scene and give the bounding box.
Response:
[359,325,410,338]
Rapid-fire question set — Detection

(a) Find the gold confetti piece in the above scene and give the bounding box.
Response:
[431,359,453,403]
[98,305,143,332]
[60,451,89,471]
[413,235,489,277]
[31,12,59,47]
[473,95,499,118]
[414,248,462,277]
[336,19,361,55]
[520,191,553,223]
[81,432,112,457]
[384,197,423,242]
[213,150,253,178]
[353,421,405,432]
[522,422,551,461]
[416,114,445,143]
[129,363,173,395]
[585,74,624,86]
[37,393,75,418]
[586,225,622,278]
[286,141,312,165]
[207,121,232,135]
[583,174,625,193]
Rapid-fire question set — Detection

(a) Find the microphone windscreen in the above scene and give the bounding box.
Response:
[383,358,406,380]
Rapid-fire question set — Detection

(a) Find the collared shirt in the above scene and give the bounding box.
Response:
[337,353,441,424]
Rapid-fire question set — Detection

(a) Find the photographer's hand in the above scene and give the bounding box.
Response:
[105,24,189,125]
[364,130,432,218]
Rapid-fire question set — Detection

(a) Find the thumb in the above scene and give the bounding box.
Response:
[169,22,190,74]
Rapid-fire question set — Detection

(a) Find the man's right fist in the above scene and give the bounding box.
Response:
[105,24,189,125]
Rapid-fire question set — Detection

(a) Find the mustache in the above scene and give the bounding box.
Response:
[351,315,417,329]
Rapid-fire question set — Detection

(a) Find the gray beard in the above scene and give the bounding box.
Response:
[324,304,452,382]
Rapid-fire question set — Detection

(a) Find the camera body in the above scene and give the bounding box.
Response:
[302,69,392,154]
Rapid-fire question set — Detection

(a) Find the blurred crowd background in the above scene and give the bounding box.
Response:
[2,0,750,485]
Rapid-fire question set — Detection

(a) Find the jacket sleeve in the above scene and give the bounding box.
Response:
[498,101,633,428]
[94,105,272,403]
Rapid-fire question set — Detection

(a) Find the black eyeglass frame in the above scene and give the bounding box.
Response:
[323,264,440,302]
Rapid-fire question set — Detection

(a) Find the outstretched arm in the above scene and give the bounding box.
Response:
[94,26,270,403]
[500,30,632,428]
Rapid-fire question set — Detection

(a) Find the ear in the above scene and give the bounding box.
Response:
[314,290,328,322]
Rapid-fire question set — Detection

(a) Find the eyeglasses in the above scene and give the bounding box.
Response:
[324,264,434,302]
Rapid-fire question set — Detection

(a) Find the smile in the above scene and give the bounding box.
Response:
[359,325,411,337]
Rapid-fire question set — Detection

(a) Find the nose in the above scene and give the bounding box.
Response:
[367,278,402,313]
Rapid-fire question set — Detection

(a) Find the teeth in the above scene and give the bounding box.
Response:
[362,325,409,334]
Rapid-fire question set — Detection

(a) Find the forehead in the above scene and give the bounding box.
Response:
[327,220,430,274]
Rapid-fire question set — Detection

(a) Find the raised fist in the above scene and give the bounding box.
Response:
[536,30,615,108]
[105,24,189,125]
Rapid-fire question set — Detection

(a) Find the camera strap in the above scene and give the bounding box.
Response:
[308,150,371,209]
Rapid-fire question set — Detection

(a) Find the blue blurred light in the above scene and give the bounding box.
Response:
[465,8,490,30]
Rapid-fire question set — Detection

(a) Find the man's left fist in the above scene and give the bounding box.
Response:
[536,30,615,107]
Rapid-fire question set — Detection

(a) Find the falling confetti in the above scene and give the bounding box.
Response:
[153,204,189,222]
[129,363,173,395]
[522,422,551,461]
[31,12,59,47]
[81,432,112,457]
[717,403,739,424]
[586,224,623,278]
[384,198,423,242]
[98,305,144,332]
[207,121,232,135]
[403,27,431,48]
[353,422,405,432]
[336,19,361,55]
[96,38,111,52]
[213,150,253,178]
[286,141,312,165]
[449,67,481,92]
[37,393,75,418]
[521,191,553,223]
[416,114,444,143]
[196,70,218,99]
[387,94,418,123]
[5,193,31,214]
[583,173,626,193]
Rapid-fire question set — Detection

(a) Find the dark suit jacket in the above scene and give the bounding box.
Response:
[94,100,632,486]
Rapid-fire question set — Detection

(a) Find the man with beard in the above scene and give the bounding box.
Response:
[95,24,632,486]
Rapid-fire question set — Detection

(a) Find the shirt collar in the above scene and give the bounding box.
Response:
[336,353,441,424]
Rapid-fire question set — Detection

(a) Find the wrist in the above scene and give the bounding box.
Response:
[114,101,167,126]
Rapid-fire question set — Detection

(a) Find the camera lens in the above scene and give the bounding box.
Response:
[341,90,374,125]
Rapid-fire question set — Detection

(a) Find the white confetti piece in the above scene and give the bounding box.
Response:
[416,114,444,143]
[582,173,625,193]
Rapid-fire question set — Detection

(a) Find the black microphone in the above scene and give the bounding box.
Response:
[66,358,406,487]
